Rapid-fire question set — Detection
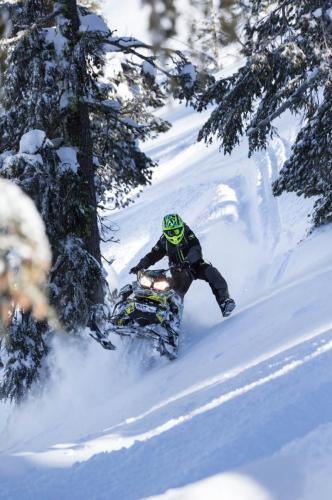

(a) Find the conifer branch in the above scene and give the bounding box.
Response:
[103,37,189,79]
[247,69,322,135]
[17,8,62,30]
[0,9,62,46]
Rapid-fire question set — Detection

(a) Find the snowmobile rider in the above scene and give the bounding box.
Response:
[130,214,236,317]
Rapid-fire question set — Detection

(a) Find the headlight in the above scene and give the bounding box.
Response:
[153,280,170,292]
[140,275,153,288]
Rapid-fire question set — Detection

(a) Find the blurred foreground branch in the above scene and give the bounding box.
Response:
[0,179,54,336]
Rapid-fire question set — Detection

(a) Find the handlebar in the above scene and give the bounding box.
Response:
[138,265,181,275]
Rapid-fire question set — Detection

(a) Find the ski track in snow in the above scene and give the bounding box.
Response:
[0,104,331,500]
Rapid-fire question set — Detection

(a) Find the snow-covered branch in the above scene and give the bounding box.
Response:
[247,68,322,135]
[0,8,62,47]
[17,8,62,30]
[103,36,189,80]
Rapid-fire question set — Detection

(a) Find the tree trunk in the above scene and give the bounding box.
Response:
[62,0,104,305]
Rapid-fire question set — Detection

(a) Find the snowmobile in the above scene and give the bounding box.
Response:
[92,269,183,360]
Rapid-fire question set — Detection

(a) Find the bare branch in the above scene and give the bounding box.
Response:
[101,254,115,265]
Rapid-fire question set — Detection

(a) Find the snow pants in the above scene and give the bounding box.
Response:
[171,261,229,305]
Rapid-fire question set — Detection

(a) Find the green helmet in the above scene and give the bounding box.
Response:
[162,214,185,245]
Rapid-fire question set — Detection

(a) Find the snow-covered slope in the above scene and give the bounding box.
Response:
[1,101,332,500]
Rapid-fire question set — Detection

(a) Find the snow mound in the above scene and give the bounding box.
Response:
[19,130,47,155]
[44,27,67,56]
[181,63,197,87]
[79,14,109,33]
[56,147,79,173]
[142,60,156,77]
[150,472,273,500]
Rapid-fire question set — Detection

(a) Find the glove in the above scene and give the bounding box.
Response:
[180,260,191,270]
[129,265,141,275]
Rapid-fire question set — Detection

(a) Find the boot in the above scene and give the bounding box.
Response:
[219,298,236,317]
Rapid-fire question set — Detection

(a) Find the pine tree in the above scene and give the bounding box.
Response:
[197,0,332,225]
[143,0,242,62]
[1,312,48,402]
[0,0,206,401]
[142,0,177,50]
[188,0,243,69]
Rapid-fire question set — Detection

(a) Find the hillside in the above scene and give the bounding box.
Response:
[1,100,332,500]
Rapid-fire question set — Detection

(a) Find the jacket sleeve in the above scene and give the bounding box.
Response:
[185,228,203,265]
[137,237,166,269]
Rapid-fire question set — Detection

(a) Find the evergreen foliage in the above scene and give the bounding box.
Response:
[0,312,48,402]
[198,0,332,225]
[143,0,242,66]
[188,0,243,69]
[0,0,206,401]
[143,0,177,49]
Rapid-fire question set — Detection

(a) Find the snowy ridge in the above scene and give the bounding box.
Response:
[1,103,332,500]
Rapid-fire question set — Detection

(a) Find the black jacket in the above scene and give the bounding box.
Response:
[137,224,203,270]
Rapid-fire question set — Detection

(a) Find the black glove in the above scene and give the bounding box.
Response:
[180,260,191,270]
[129,265,141,275]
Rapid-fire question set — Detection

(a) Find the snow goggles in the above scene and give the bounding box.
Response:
[165,228,182,237]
